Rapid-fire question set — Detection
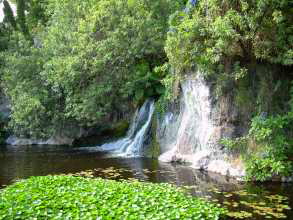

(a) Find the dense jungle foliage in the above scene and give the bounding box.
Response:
[0,0,183,138]
[0,0,292,181]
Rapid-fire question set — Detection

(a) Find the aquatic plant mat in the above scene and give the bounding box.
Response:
[68,168,292,219]
[0,175,224,219]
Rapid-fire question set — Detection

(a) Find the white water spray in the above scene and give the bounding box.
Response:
[159,74,215,162]
[98,99,155,157]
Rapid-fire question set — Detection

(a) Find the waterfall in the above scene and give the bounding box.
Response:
[97,99,155,157]
[159,74,215,163]
[179,75,215,151]
[157,74,245,177]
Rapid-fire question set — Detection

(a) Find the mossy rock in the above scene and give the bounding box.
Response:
[143,114,161,158]
[111,120,130,138]
[98,120,130,139]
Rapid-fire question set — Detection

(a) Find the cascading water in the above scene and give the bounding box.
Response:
[177,75,215,152]
[97,99,155,157]
[158,74,215,162]
[157,74,245,177]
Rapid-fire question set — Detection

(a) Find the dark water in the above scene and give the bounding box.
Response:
[0,145,292,219]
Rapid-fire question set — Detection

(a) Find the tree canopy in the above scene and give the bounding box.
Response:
[1,0,181,138]
[166,0,292,77]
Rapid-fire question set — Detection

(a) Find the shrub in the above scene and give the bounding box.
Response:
[221,113,293,181]
[0,176,225,219]
[244,114,293,181]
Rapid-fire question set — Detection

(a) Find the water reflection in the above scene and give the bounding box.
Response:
[0,145,292,219]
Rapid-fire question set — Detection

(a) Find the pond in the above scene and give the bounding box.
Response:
[0,145,292,219]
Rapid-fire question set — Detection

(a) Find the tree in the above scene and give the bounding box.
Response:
[166,0,293,77]
[16,0,31,41]
[3,0,17,30]
[1,0,181,138]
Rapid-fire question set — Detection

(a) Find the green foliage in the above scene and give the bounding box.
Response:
[245,114,293,181]
[220,137,247,152]
[155,63,181,114]
[166,0,293,77]
[9,0,49,28]
[16,0,31,41]
[222,113,293,181]
[245,155,292,182]
[2,0,17,30]
[124,61,166,103]
[1,35,59,137]
[0,24,10,51]
[26,0,49,27]
[1,0,181,137]
[0,175,225,219]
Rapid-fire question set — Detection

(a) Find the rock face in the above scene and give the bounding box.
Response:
[0,93,11,121]
[6,125,86,146]
[157,73,245,178]
[6,134,76,146]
